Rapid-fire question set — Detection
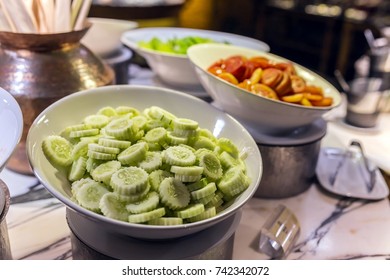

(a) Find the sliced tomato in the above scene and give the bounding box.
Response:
[290,75,306,93]
[250,83,279,100]
[261,68,283,88]
[222,55,247,82]
[248,56,271,69]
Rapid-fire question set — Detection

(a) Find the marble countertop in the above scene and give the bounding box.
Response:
[1,64,390,260]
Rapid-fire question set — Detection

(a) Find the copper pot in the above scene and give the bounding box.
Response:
[0,24,115,174]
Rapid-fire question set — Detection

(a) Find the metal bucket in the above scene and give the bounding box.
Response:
[0,179,12,260]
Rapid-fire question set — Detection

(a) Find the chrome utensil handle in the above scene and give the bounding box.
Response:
[350,140,377,193]
[258,205,300,259]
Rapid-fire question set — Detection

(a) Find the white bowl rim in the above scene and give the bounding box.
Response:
[27,84,262,235]
[0,87,23,170]
[187,43,342,111]
[121,26,270,59]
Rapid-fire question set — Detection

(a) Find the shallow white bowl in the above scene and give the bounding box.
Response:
[0,87,23,173]
[121,27,270,87]
[26,85,262,240]
[82,17,138,58]
[187,43,342,134]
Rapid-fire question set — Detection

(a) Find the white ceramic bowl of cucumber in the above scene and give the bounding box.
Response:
[121,27,270,87]
[26,85,262,240]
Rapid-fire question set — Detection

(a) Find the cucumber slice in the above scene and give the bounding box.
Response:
[175,203,204,219]
[131,115,148,130]
[170,166,204,176]
[217,137,240,158]
[128,207,166,224]
[115,106,140,116]
[199,152,223,181]
[88,143,120,154]
[148,217,183,225]
[125,191,159,214]
[97,106,118,117]
[217,166,249,197]
[138,151,162,173]
[87,150,117,161]
[190,182,217,200]
[173,118,199,130]
[118,183,151,203]
[193,192,214,205]
[68,157,87,182]
[166,132,188,145]
[98,137,131,149]
[117,142,148,165]
[60,123,92,139]
[91,160,121,186]
[187,207,216,223]
[159,177,190,210]
[193,136,216,151]
[110,166,148,195]
[186,177,208,192]
[99,192,129,222]
[75,181,110,212]
[105,118,135,140]
[164,146,196,166]
[42,135,73,167]
[71,177,95,197]
[148,169,173,191]
[144,127,167,143]
[69,129,100,138]
[86,157,105,173]
[83,114,110,129]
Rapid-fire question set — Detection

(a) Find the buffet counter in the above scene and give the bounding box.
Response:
[1,64,389,260]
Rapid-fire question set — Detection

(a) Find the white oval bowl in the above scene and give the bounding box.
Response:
[82,17,138,57]
[121,27,270,87]
[187,43,342,134]
[26,85,262,240]
[0,87,23,173]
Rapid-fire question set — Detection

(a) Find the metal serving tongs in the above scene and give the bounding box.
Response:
[328,140,377,193]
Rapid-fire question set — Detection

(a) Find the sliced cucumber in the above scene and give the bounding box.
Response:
[88,143,120,154]
[159,177,190,210]
[138,151,162,173]
[91,160,121,186]
[98,137,131,149]
[187,207,216,223]
[99,192,129,221]
[83,114,110,129]
[125,191,159,214]
[148,169,173,191]
[68,157,87,182]
[128,207,166,224]
[147,217,183,225]
[42,135,73,167]
[164,145,196,166]
[191,182,217,200]
[175,203,204,219]
[199,152,223,181]
[75,181,110,212]
[110,166,148,195]
[117,142,148,165]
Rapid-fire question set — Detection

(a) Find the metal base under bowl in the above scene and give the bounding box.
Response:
[254,119,327,199]
[0,179,12,260]
[67,208,241,260]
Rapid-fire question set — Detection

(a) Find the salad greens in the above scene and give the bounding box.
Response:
[138,36,222,54]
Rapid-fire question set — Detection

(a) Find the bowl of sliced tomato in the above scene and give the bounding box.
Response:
[187,43,342,134]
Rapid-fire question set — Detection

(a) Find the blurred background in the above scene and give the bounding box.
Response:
[89,0,390,82]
